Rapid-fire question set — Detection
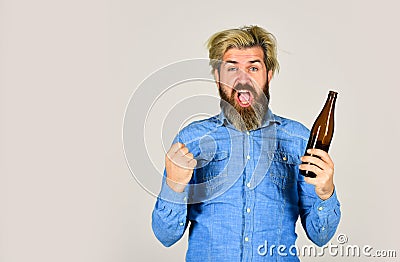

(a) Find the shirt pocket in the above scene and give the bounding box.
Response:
[268,151,300,190]
[196,150,230,193]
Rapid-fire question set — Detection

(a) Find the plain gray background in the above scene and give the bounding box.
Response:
[1,0,400,261]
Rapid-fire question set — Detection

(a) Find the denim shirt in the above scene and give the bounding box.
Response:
[152,109,341,261]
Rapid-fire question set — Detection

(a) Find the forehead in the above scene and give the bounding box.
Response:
[222,46,265,63]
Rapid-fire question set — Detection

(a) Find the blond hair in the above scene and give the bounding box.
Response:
[207,25,279,76]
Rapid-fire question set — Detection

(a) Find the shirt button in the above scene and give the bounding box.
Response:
[179,222,184,226]
[321,227,325,231]
[183,197,187,202]
[244,237,249,242]
[246,131,250,135]
[246,182,251,188]
[246,208,251,213]
[282,156,287,161]
[318,206,323,211]
[246,155,251,160]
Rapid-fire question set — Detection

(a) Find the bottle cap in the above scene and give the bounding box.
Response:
[328,90,338,97]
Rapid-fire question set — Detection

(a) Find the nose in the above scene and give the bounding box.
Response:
[236,69,251,85]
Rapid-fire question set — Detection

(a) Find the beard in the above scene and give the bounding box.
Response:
[219,83,270,132]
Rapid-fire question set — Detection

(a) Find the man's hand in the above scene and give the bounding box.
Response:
[165,142,197,193]
[299,149,335,200]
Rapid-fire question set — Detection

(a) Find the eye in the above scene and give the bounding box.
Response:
[249,66,259,72]
[227,67,238,72]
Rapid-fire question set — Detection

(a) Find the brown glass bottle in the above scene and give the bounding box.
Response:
[300,91,338,178]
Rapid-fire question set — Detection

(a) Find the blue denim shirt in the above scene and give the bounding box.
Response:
[152,109,341,261]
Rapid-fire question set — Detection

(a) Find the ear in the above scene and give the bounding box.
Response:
[214,68,220,88]
[267,70,273,83]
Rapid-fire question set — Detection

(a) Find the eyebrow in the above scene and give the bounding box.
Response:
[249,59,262,64]
[224,59,262,65]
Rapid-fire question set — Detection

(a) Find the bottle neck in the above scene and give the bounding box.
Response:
[325,91,338,110]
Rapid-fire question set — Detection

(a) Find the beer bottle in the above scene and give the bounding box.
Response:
[300,91,338,178]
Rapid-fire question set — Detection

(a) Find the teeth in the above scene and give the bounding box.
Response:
[237,90,251,105]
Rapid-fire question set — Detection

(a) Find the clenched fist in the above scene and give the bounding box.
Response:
[165,142,197,193]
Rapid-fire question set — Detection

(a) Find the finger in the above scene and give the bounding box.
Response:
[178,157,196,170]
[185,152,194,160]
[187,158,197,169]
[172,151,193,167]
[304,176,317,185]
[301,155,327,170]
[299,163,322,177]
[177,146,189,157]
[166,143,182,161]
[172,157,190,169]
[170,142,185,154]
[307,149,333,165]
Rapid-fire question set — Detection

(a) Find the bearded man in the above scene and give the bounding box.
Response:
[152,25,341,262]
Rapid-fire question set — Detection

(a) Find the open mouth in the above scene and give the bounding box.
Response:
[235,90,254,107]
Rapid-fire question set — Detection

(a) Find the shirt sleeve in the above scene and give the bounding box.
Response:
[151,171,189,247]
[151,131,191,247]
[298,176,341,247]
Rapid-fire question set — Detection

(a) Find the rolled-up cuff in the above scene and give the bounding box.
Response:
[159,180,189,205]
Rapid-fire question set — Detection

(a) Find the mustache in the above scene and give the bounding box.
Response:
[233,83,255,93]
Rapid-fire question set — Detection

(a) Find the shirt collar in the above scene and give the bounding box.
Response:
[215,108,281,129]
